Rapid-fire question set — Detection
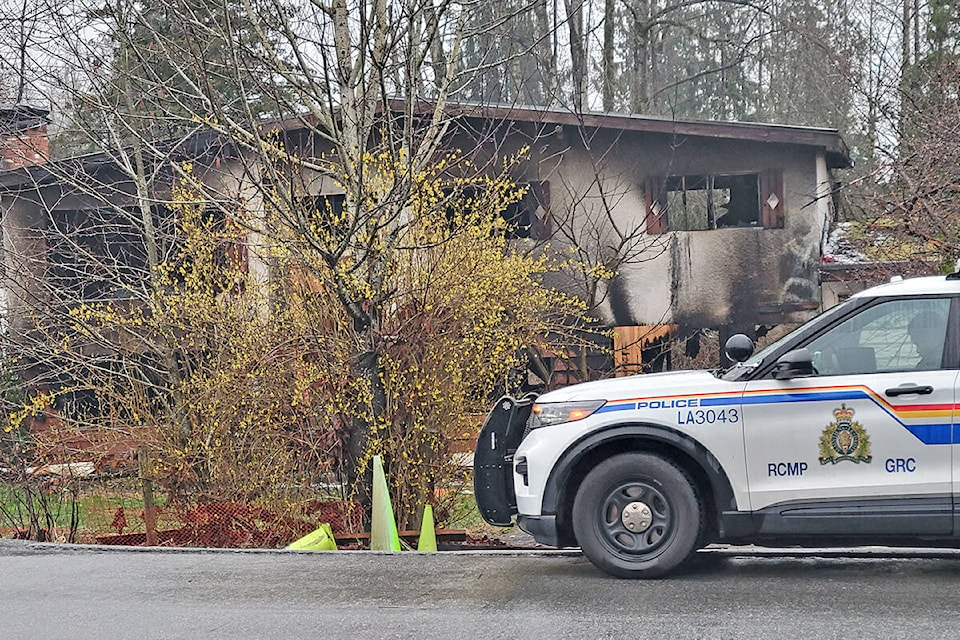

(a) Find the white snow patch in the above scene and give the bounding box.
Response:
[822,222,868,264]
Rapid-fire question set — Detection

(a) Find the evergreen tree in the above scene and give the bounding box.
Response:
[60,0,290,153]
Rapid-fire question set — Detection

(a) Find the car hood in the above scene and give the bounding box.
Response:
[535,370,721,403]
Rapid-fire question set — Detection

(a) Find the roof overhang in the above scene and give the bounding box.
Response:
[0,129,232,192]
[427,102,851,169]
[0,102,852,193]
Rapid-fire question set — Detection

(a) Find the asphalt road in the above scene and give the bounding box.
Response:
[4,542,960,639]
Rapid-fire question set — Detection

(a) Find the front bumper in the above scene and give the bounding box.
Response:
[473,395,535,526]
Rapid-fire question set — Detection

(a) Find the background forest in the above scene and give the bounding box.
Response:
[3,0,958,192]
[4,0,959,253]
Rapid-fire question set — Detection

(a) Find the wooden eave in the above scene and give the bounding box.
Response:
[0,102,851,193]
[429,102,852,169]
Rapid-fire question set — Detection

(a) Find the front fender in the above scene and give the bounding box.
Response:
[541,422,739,526]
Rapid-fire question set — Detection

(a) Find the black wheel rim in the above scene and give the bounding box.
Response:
[595,479,674,558]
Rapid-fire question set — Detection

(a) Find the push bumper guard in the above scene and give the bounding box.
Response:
[473,395,535,526]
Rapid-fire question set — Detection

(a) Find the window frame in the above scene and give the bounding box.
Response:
[646,169,784,233]
[735,295,960,381]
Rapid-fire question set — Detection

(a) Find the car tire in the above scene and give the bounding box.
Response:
[572,452,704,579]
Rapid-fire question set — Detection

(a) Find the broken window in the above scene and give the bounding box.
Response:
[47,205,171,303]
[645,170,784,233]
[46,201,241,304]
[501,181,551,240]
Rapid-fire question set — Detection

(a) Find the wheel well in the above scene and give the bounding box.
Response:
[554,437,721,547]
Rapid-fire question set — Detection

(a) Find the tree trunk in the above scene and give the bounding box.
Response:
[565,0,587,112]
[602,0,616,111]
[534,0,557,102]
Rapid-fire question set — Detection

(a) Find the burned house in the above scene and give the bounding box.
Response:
[0,104,850,377]
[432,105,851,371]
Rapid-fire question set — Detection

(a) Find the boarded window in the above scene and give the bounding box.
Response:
[646,170,783,233]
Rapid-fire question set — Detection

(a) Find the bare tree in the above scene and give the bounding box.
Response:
[0,0,590,529]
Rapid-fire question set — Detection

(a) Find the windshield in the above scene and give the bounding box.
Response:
[721,298,857,378]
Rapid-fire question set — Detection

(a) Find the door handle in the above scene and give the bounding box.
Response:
[885,385,934,397]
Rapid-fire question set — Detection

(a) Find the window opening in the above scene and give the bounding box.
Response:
[442,180,550,240]
[300,193,347,240]
[664,173,760,231]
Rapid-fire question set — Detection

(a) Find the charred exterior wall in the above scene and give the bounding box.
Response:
[447,121,835,331]
[1,187,49,333]
[604,141,828,330]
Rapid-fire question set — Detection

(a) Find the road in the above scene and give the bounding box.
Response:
[4,541,960,639]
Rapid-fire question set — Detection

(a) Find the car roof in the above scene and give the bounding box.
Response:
[852,275,960,298]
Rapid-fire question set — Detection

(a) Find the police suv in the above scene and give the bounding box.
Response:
[474,274,960,578]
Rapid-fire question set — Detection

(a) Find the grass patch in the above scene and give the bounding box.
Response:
[441,489,520,538]
[0,481,175,537]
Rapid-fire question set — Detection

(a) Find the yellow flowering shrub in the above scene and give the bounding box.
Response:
[16,150,590,535]
[284,150,589,527]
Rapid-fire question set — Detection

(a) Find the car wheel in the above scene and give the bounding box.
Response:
[572,452,704,579]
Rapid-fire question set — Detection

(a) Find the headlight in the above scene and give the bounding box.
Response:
[528,400,606,429]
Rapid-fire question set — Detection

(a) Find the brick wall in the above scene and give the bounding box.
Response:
[1,124,49,170]
[0,105,51,170]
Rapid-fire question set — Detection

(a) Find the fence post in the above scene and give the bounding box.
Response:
[138,446,158,546]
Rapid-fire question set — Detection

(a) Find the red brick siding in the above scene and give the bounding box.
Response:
[1,125,49,170]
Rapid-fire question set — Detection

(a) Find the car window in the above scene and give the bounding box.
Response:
[805,298,951,376]
[736,299,856,370]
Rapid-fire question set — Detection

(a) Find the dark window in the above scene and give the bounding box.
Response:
[299,193,347,240]
[646,170,783,233]
[302,193,346,221]
[46,201,242,304]
[47,205,171,303]
[502,181,551,240]
[442,180,551,240]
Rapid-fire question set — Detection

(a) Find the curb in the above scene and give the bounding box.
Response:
[0,538,580,556]
[4,538,960,559]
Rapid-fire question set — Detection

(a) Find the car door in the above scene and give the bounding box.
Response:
[740,296,958,536]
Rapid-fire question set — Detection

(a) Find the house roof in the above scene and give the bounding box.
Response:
[0,104,51,134]
[0,128,230,191]
[269,101,851,168]
[0,103,851,191]
[428,102,851,169]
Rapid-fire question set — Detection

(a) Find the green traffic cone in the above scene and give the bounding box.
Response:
[370,455,401,551]
[417,504,437,552]
[287,522,337,551]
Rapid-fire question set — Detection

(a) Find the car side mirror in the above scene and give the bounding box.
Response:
[773,348,814,380]
[724,334,754,363]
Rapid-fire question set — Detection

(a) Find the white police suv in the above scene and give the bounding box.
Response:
[474,274,960,578]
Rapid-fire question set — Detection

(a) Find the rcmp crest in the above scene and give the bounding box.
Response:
[819,404,872,464]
